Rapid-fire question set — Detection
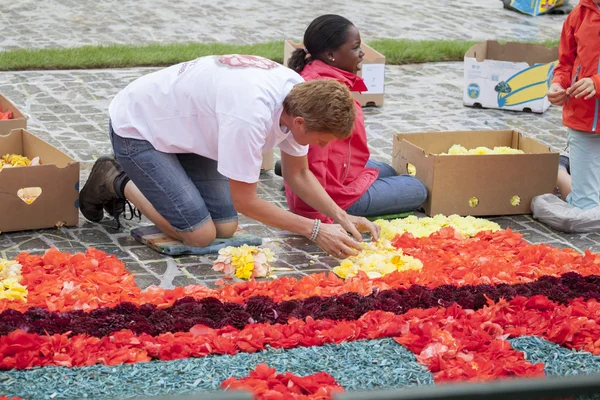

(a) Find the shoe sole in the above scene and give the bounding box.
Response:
[79,155,117,222]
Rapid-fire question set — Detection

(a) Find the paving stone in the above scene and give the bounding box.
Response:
[181,262,217,275]
[127,246,169,262]
[133,274,161,289]
[171,275,201,287]
[71,229,114,245]
[123,261,153,276]
[92,245,131,260]
[0,0,575,50]
[15,238,50,251]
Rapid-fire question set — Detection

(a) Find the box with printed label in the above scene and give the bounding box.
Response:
[283,40,385,107]
[0,129,80,233]
[464,41,559,113]
[392,129,559,217]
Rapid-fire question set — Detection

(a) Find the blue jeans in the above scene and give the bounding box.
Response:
[109,123,238,232]
[566,128,600,210]
[346,160,428,217]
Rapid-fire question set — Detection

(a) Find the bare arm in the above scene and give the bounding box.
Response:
[229,179,362,256]
[280,151,380,242]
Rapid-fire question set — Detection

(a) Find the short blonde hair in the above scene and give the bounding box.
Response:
[283,80,355,139]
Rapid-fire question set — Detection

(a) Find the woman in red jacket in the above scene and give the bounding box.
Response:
[282,14,427,223]
[547,0,600,210]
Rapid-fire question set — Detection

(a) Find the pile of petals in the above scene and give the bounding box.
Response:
[0,109,13,120]
[5,295,600,376]
[0,259,27,302]
[213,245,276,279]
[375,215,500,241]
[6,272,600,340]
[221,364,343,399]
[1,248,142,312]
[5,227,600,313]
[6,226,600,398]
[0,154,39,168]
[441,145,524,155]
[333,240,422,279]
[386,227,600,288]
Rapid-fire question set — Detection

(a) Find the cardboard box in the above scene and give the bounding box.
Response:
[0,129,80,233]
[463,41,559,113]
[283,40,385,107]
[0,95,27,135]
[392,130,559,217]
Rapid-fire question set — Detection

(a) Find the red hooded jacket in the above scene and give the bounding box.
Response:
[285,60,379,223]
[552,0,600,132]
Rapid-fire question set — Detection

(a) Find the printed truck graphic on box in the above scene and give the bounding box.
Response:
[495,61,557,108]
[463,41,559,113]
[503,0,568,16]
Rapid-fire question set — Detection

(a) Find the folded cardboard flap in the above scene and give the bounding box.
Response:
[394,130,513,155]
[360,43,385,63]
[465,41,559,65]
[465,42,489,63]
[518,133,553,154]
[394,130,552,156]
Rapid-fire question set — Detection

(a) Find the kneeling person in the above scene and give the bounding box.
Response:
[80,54,380,257]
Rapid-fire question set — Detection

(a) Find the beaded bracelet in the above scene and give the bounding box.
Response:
[310,219,321,242]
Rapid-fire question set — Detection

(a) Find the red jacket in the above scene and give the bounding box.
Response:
[285,60,379,223]
[552,0,600,133]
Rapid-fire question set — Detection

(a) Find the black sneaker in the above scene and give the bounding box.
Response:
[79,155,126,223]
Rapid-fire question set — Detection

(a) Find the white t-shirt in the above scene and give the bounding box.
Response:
[108,55,308,183]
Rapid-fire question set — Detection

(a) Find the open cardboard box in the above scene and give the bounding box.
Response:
[392,130,559,216]
[283,40,385,107]
[463,41,558,113]
[0,129,80,233]
[0,95,27,135]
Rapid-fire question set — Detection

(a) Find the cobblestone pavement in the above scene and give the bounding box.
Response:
[2,61,596,290]
[1,0,574,50]
[0,1,587,290]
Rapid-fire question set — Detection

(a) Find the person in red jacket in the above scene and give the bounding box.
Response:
[281,15,427,223]
[547,0,600,210]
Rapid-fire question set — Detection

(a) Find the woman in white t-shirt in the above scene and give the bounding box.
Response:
[79,55,379,257]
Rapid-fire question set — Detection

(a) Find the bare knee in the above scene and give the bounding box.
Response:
[180,223,217,247]
[215,220,238,238]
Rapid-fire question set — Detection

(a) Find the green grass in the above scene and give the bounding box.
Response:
[0,39,560,71]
